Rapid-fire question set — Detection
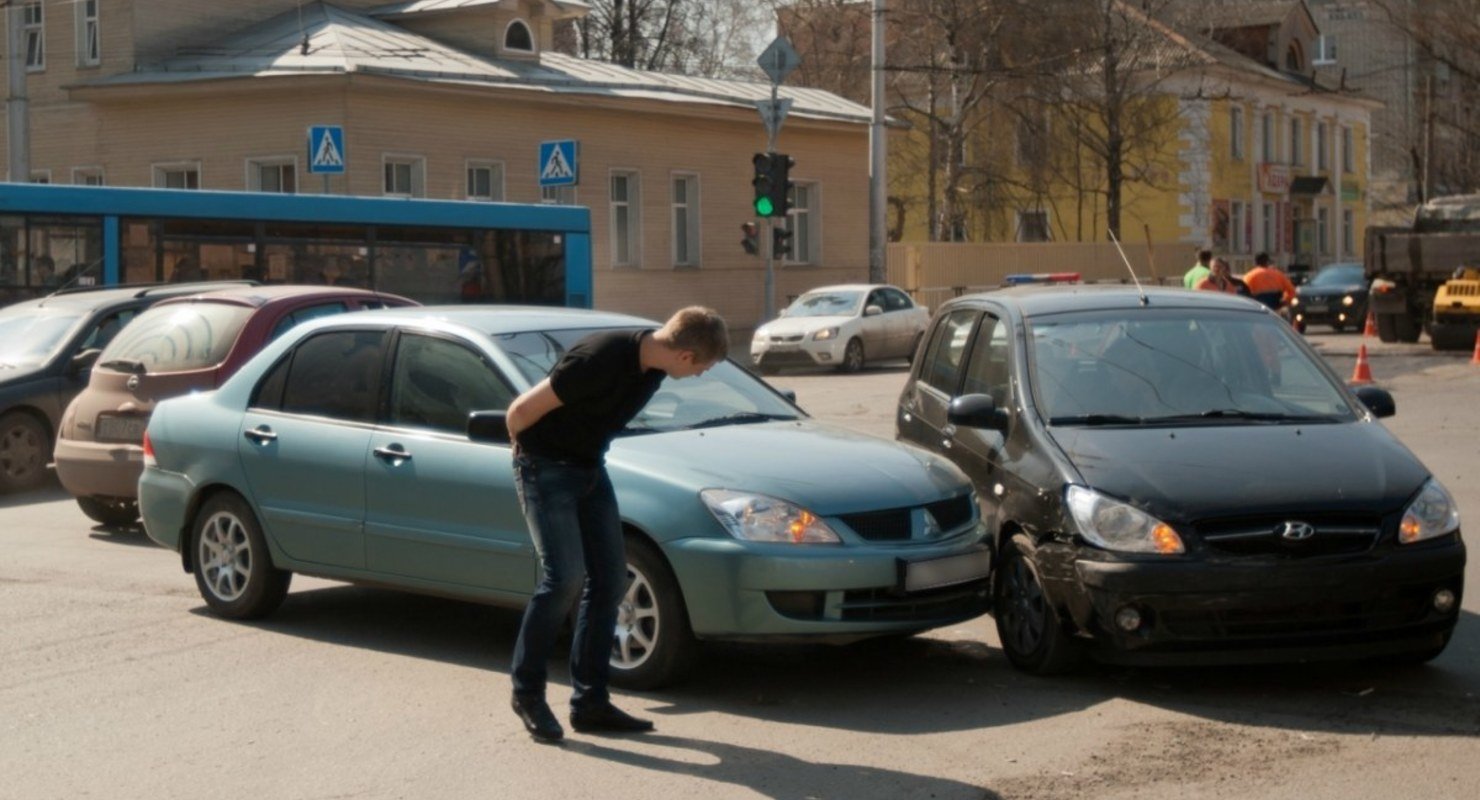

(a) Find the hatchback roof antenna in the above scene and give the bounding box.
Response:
[1106,227,1150,306]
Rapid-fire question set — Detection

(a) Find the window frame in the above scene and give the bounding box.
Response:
[503,19,535,53]
[1230,105,1245,161]
[671,171,700,268]
[1289,117,1303,166]
[382,154,426,198]
[245,156,299,194]
[1342,208,1355,255]
[72,166,105,186]
[1317,207,1331,255]
[151,161,202,190]
[1261,113,1275,162]
[75,0,100,67]
[385,331,515,436]
[610,169,641,268]
[1317,121,1329,171]
[274,329,388,424]
[920,309,981,396]
[1342,126,1355,173]
[22,1,44,71]
[1314,34,1337,65]
[465,159,505,202]
[786,181,820,265]
[1016,209,1051,243]
[541,185,577,205]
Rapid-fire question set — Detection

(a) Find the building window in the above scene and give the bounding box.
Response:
[1317,207,1330,255]
[1230,106,1244,161]
[153,163,200,189]
[1016,209,1050,242]
[1342,209,1355,255]
[1285,41,1304,73]
[29,171,50,184]
[1015,109,1048,168]
[466,161,505,201]
[541,185,576,205]
[1261,113,1274,162]
[22,2,44,71]
[610,171,640,267]
[788,183,818,263]
[1314,34,1337,65]
[1262,202,1275,252]
[1317,122,1329,171]
[383,156,425,197]
[1289,118,1303,166]
[72,167,104,186]
[505,20,534,52]
[247,158,296,193]
[1342,126,1354,172]
[671,174,699,267]
[1231,201,1247,253]
[76,0,100,67]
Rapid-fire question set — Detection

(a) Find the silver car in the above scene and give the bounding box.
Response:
[750,284,930,373]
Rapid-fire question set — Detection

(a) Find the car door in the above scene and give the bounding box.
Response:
[859,288,892,357]
[237,328,387,569]
[882,288,920,358]
[363,331,534,598]
[951,313,1013,531]
[899,308,980,454]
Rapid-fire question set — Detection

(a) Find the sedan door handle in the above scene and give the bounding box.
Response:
[373,446,413,463]
[243,426,277,443]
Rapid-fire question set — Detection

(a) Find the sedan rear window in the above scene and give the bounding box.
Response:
[98,303,253,373]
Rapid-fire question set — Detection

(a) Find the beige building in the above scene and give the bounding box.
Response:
[2,0,872,330]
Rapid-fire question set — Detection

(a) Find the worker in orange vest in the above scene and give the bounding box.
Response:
[1242,252,1298,313]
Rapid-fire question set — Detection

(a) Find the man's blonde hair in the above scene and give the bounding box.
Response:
[659,306,729,363]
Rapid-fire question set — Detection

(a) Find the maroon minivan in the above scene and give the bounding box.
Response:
[54,285,415,525]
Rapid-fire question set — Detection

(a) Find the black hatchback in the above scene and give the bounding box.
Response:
[897,285,1465,674]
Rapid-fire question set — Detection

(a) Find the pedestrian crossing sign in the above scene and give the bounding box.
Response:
[307,125,346,174]
[538,140,579,187]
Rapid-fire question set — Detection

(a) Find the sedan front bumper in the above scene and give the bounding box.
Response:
[750,335,848,370]
[1060,536,1465,664]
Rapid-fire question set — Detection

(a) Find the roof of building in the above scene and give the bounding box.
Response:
[369,0,589,21]
[1199,1,1306,30]
[72,2,871,125]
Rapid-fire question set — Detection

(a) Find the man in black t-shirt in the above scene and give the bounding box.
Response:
[504,306,729,743]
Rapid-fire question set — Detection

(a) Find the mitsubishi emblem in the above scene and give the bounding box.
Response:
[1278,521,1316,541]
[126,375,140,391]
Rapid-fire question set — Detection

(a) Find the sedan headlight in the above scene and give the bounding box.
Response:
[1065,486,1184,554]
[701,489,842,544]
[1291,296,1301,307]
[812,327,839,341]
[1399,479,1461,544]
[1342,295,1355,307]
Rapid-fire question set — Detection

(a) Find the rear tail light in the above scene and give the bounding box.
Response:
[142,430,156,468]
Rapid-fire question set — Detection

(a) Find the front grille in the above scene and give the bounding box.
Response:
[839,580,990,622]
[769,334,805,343]
[925,495,973,532]
[1156,580,1447,641]
[839,508,911,541]
[1197,513,1382,558]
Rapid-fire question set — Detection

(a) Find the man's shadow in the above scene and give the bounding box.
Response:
[564,733,1000,800]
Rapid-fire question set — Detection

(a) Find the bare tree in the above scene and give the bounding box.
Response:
[559,1,772,79]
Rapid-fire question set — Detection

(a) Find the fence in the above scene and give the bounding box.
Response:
[886,240,1200,308]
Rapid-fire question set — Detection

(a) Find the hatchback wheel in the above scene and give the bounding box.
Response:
[609,537,696,690]
[77,496,140,527]
[191,492,291,619]
[994,536,1080,675]
[839,338,865,373]
[0,411,49,493]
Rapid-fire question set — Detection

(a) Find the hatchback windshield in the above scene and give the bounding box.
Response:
[99,303,254,373]
[1308,264,1364,287]
[0,307,82,365]
[1028,310,1357,424]
[784,291,862,318]
[494,327,801,433]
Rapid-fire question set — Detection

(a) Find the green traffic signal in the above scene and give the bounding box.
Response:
[755,196,775,216]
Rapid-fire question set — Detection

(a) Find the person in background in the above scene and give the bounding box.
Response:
[1196,257,1245,295]
[1242,252,1297,313]
[1183,249,1213,289]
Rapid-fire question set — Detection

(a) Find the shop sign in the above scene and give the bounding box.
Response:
[1258,163,1291,194]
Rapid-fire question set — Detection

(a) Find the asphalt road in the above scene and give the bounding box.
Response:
[2,331,1477,800]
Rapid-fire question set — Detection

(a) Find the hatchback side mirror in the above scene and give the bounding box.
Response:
[1351,385,1396,418]
[467,410,511,444]
[864,305,883,317]
[779,389,797,403]
[70,348,102,374]
[949,393,1008,433]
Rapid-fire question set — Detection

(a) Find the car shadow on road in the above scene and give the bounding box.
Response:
[85,523,157,546]
[225,583,1480,743]
[0,479,67,509]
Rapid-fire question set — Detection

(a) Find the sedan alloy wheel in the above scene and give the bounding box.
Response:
[191,492,291,619]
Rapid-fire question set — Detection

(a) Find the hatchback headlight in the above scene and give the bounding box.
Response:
[1065,486,1184,554]
[812,327,839,341]
[1342,295,1356,307]
[701,489,842,544]
[1399,479,1461,544]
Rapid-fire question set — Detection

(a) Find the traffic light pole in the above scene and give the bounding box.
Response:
[763,82,779,324]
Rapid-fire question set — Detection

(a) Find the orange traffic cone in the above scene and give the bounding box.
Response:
[1351,344,1375,384]
[1363,309,1378,338]
[1470,331,1480,366]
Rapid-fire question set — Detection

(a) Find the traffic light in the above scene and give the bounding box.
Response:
[740,221,759,255]
[772,226,794,259]
[752,152,794,218]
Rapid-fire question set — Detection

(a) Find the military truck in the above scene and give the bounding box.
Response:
[1365,193,1480,349]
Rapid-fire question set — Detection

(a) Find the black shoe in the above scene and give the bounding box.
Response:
[511,694,564,743]
[569,702,655,734]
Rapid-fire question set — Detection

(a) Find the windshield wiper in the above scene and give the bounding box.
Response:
[1048,414,1149,426]
[1151,409,1338,423]
[98,358,147,374]
[683,412,798,431]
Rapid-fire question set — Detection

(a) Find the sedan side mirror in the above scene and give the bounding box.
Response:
[864,304,883,317]
[467,410,511,444]
[779,389,797,403]
[70,348,102,374]
[1351,385,1396,418]
[948,393,1008,433]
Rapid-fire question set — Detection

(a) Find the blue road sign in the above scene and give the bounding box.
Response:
[308,126,346,175]
[538,140,579,187]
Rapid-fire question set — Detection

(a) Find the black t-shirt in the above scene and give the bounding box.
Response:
[517,329,665,466]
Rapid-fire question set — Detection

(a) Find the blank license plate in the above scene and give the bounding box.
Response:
[96,415,148,444]
[901,549,992,593]
[1304,304,1328,313]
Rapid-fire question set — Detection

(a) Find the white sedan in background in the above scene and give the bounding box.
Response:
[751,284,930,373]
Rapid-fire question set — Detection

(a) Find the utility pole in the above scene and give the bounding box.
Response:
[868,0,887,283]
[7,0,31,183]
[1422,73,1434,202]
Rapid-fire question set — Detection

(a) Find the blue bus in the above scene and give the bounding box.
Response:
[0,184,591,307]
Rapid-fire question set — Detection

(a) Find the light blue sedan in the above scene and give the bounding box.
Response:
[139,307,992,688]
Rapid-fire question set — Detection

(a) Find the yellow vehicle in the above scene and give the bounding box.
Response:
[1431,266,1480,351]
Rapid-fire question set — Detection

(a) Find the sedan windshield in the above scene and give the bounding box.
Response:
[1308,264,1364,287]
[0,308,82,365]
[1028,310,1357,425]
[784,291,862,318]
[494,327,801,433]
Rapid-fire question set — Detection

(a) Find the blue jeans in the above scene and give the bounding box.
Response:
[510,453,627,709]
